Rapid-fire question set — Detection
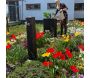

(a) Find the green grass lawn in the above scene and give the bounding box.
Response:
[8,23,44,35]
[9,24,26,35]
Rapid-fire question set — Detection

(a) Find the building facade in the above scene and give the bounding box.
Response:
[6,0,84,21]
[19,0,75,20]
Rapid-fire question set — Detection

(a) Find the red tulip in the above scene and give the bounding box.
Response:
[52,53,59,58]
[70,65,79,73]
[40,32,44,35]
[11,34,16,40]
[52,51,62,58]
[42,61,53,67]
[6,43,11,49]
[60,54,66,60]
[46,48,55,53]
[65,48,73,58]
[56,51,63,56]
[36,33,41,39]
[66,48,70,52]
[36,32,44,40]
[78,44,84,51]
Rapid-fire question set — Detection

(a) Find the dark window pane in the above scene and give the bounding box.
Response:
[8,6,16,21]
[47,3,56,9]
[8,1,15,5]
[75,3,84,11]
[26,4,40,10]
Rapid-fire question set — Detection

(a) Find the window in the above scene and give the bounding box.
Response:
[26,4,40,10]
[8,1,15,5]
[47,3,56,9]
[75,3,84,11]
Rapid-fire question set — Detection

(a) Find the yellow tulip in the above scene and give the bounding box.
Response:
[74,32,81,37]
[42,53,50,57]
[6,32,10,35]
[64,38,69,42]
[78,65,84,69]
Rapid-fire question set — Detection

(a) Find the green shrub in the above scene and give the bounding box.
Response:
[7,44,28,65]
[43,12,51,19]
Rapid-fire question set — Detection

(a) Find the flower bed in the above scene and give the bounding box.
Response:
[6,21,84,78]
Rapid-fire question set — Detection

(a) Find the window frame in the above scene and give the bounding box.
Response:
[26,3,41,10]
[47,3,56,9]
[74,3,84,11]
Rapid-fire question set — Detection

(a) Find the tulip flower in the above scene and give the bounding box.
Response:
[70,65,79,73]
[60,54,66,60]
[46,48,55,53]
[42,53,50,57]
[36,32,44,40]
[6,43,11,49]
[52,51,62,58]
[65,48,73,58]
[74,32,81,37]
[78,44,84,51]
[42,61,53,67]
[10,34,16,40]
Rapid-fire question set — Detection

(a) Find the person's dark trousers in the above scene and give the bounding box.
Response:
[60,12,68,35]
[60,18,67,35]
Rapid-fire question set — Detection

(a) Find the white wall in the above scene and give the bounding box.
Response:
[6,4,8,16]
[74,0,84,3]
[19,0,74,20]
[74,11,84,18]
